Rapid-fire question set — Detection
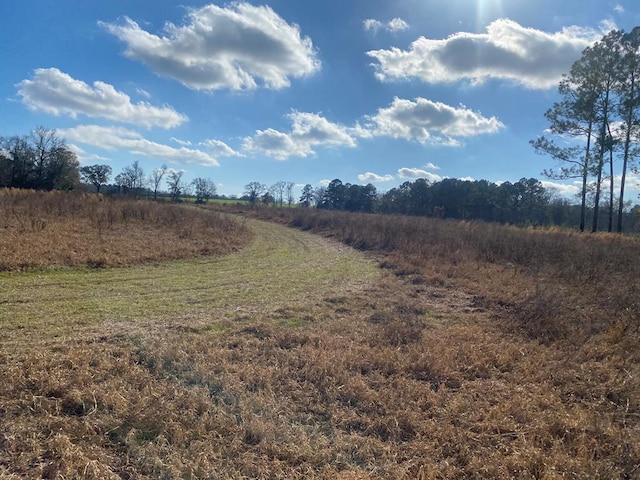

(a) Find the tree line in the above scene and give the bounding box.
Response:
[289,177,640,230]
[0,127,80,190]
[0,130,218,203]
[532,27,640,232]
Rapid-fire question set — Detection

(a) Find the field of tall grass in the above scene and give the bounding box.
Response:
[0,189,251,270]
[242,206,639,342]
[0,193,638,478]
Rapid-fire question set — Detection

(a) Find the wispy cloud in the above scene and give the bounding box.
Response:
[363,17,409,34]
[58,125,220,166]
[17,68,187,128]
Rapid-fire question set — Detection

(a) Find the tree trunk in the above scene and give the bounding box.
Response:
[580,121,594,232]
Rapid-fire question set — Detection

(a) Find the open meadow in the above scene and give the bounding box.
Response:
[0,191,638,478]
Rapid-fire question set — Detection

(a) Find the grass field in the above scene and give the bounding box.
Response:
[0,193,638,478]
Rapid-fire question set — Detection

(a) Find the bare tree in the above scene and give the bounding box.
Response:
[271,181,286,206]
[192,177,217,203]
[244,181,267,206]
[120,160,147,196]
[31,127,65,188]
[167,170,185,202]
[286,181,295,207]
[150,164,167,200]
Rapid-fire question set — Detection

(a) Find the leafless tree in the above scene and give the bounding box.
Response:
[150,164,168,200]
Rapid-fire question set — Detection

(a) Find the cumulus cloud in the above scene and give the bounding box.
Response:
[358,172,394,183]
[397,167,443,182]
[540,180,582,196]
[363,17,409,34]
[242,98,501,159]
[425,162,440,170]
[100,3,320,91]
[199,139,242,157]
[366,97,503,145]
[367,18,604,89]
[16,68,187,129]
[58,125,219,166]
[243,111,358,160]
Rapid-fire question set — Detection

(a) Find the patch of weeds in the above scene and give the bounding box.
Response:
[325,296,348,305]
[240,325,272,340]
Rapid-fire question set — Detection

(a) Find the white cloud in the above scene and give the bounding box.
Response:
[136,88,151,99]
[367,18,604,89]
[364,17,409,34]
[540,180,581,196]
[425,162,440,170]
[319,179,331,187]
[170,137,192,147]
[363,19,384,32]
[366,97,503,145]
[58,125,219,166]
[614,4,625,14]
[397,167,443,182]
[243,111,358,160]
[358,172,394,183]
[17,68,186,128]
[66,144,111,164]
[199,139,242,157]
[100,3,320,91]
[243,128,310,160]
[388,18,409,32]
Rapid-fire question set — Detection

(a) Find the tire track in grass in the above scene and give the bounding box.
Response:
[0,217,379,343]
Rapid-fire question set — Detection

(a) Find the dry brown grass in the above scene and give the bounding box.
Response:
[0,189,251,270]
[0,197,639,478]
[2,277,637,478]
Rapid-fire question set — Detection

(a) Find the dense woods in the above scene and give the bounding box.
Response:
[296,177,640,231]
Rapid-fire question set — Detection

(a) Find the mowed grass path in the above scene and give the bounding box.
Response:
[0,217,379,343]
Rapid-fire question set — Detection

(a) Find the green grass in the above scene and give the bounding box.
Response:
[0,218,378,342]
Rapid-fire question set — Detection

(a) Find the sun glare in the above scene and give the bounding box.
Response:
[472,0,505,29]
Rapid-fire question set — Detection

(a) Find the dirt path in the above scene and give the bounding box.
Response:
[0,218,380,343]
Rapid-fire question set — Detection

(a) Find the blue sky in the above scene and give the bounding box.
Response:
[2,0,640,198]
